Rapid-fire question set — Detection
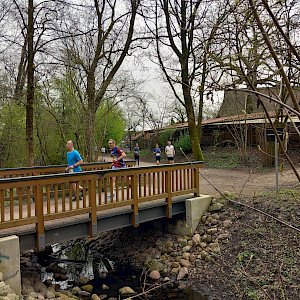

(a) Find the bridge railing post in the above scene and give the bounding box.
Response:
[89,178,97,237]
[131,173,139,227]
[194,166,200,197]
[35,185,45,251]
[165,170,172,218]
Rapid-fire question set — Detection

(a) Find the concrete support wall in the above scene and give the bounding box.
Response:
[0,235,21,295]
[168,195,212,235]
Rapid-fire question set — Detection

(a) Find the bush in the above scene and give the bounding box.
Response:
[159,129,176,147]
[174,132,192,153]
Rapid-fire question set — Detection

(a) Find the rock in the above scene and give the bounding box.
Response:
[46,291,55,299]
[199,242,207,248]
[107,298,118,300]
[7,294,19,300]
[22,285,34,295]
[206,235,212,243]
[119,286,136,295]
[178,283,187,290]
[192,234,201,245]
[211,198,217,203]
[171,268,179,275]
[162,268,168,277]
[149,270,160,280]
[177,267,188,280]
[189,254,196,262]
[200,251,208,259]
[179,259,191,267]
[53,273,68,281]
[177,238,188,247]
[167,247,174,253]
[147,259,164,272]
[26,297,35,300]
[182,245,191,252]
[163,277,170,282]
[28,292,38,298]
[43,279,52,286]
[209,203,224,212]
[207,228,218,235]
[33,281,47,294]
[187,241,193,246]
[0,281,9,296]
[78,290,91,297]
[101,284,109,291]
[201,216,207,223]
[218,233,230,240]
[0,272,3,281]
[99,295,107,300]
[72,287,81,295]
[211,219,218,225]
[91,294,100,300]
[205,255,212,262]
[79,277,90,285]
[211,213,220,220]
[195,259,202,267]
[182,252,190,260]
[223,220,233,228]
[81,285,93,293]
[171,262,180,268]
[201,235,207,242]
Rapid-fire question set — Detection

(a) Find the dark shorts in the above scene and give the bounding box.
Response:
[155,156,160,161]
[167,157,174,161]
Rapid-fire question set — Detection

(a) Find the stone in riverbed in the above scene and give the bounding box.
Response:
[192,234,201,245]
[171,268,179,275]
[199,242,207,248]
[53,273,68,281]
[72,287,81,295]
[79,276,90,285]
[149,270,160,280]
[201,216,207,223]
[211,213,220,220]
[209,203,223,212]
[179,259,190,267]
[182,252,190,260]
[119,286,136,295]
[223,220,233,228]
[101,284,109,291]
[206,235,212,243]
[177,267,188,280]
[182,245,191,252]
[177,238,188,247]
[178,282,187,290]
[189,254,196,262]
[45,291,55,299]
[99,295,108,300]
[78,290,91,297]
[171,262,180,268]
[81,284,93,293]
[207,228,217,235]
[91,294,100,300]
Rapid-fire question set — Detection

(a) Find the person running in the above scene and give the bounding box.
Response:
[165,141,175,164]
[133,143,140,166]
[153,144,161,165]
[108,139,126,198]
[65,140,83,201]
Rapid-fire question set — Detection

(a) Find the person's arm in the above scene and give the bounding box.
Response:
[119,152,126,160]
[69,159,83,169]
[173,148,175,156]
[165,147,168,155]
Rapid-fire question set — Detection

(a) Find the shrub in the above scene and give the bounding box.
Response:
[174,132,192,153]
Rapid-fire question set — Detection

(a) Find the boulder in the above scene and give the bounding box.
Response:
[192,234,201,245]
[119,286,136,296]
[179,259,191,267]
[209,203,224,212]
[81,285,93,293]
[177,267,188,280]
[149,270,160,280]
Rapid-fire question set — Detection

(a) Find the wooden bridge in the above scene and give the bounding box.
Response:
[0,161,203,251]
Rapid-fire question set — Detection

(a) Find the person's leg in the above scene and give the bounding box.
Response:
[137,155,139,166]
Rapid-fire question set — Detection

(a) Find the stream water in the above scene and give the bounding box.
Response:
[37,242,209,299]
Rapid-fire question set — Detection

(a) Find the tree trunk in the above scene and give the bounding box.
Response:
[26,0,34,167]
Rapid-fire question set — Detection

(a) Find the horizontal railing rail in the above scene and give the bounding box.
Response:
[0,161,203,250]
[0,161,136,178]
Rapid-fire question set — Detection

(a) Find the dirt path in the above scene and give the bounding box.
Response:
[139,161,300,196]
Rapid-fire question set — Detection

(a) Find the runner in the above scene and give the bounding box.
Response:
[108,139,127,198]
[153,144,161,165]
[101,146,106,162]
[165,141,175,164]
[133,143,140,166]
[65,140,83,201]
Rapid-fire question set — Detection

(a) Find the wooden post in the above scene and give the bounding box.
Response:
[194,166,200,197]
[165,170,172,218]
[131,174,139,227]
[35,185,45,251]
[89,179,97,237]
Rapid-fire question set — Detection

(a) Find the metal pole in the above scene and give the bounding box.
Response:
[275,135,279,194]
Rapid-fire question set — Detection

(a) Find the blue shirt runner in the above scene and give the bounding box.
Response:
[67,150,82,172]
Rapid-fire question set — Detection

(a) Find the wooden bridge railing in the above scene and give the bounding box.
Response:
[0,161,203,250]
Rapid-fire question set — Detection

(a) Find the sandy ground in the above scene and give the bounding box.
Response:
[138,160,300,197]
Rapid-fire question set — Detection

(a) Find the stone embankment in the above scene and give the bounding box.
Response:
[20,193,231,299]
